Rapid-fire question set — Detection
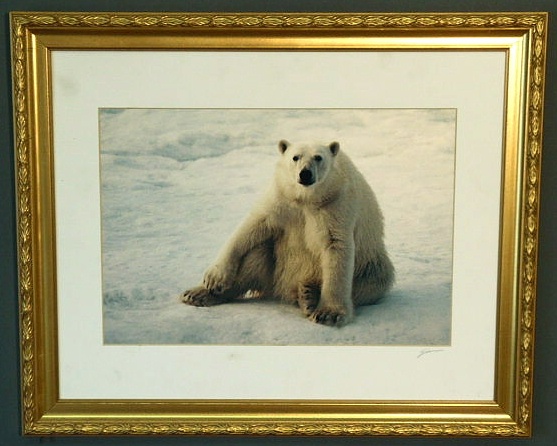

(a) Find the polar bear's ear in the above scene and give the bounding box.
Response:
[329,141,340,157]
[278,140,290,154]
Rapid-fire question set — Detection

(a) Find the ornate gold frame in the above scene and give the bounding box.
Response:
[11,12,547,437]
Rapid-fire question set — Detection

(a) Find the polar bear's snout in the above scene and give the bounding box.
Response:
[299,168,315,186]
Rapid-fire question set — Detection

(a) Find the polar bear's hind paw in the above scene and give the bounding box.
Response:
[180,286,229,307]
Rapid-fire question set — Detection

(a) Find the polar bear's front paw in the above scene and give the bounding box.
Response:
[180,286,229,307]
[203,264,234,294]
[309,308,349,327]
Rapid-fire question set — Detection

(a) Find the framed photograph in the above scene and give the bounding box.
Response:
[11,11,547,436]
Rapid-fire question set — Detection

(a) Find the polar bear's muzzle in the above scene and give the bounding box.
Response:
[298,168,315,186]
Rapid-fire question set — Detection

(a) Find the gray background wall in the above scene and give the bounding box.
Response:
[1,1,555,445]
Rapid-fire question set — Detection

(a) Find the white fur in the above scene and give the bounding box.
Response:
[181,141,394,326]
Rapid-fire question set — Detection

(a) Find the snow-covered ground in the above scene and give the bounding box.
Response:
[100,108,455,346]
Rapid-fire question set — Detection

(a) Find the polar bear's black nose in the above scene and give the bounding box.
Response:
[299,169,314,186]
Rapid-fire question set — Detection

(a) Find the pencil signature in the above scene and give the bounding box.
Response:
[417,348,444,359]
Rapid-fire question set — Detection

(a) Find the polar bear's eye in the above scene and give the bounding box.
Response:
[293,155,300,162]
[314,155,323,162]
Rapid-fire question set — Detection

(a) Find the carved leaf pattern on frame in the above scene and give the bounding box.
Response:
[12,13,548,29]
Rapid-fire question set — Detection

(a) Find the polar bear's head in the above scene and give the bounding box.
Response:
[278,140,339,187]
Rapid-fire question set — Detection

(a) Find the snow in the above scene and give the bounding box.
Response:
[100,108,455,346]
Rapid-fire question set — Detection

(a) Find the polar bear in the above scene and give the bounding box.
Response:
[180,140,394,326]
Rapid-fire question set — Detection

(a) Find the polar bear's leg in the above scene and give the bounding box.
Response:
[202,213,276,294]
[181,242,274,307]
[307,234,355,327]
